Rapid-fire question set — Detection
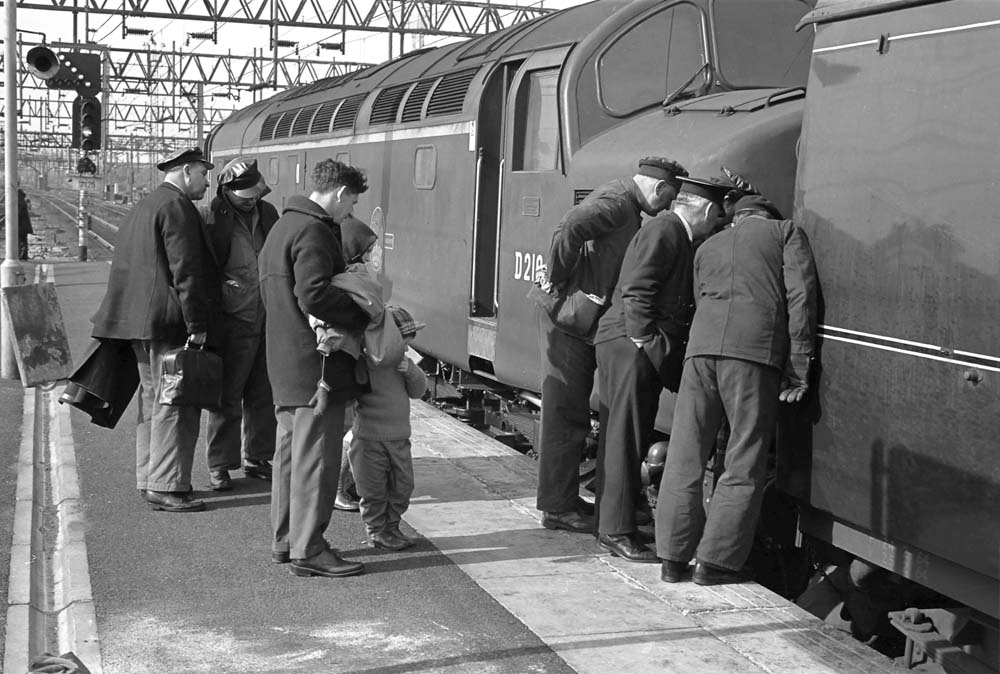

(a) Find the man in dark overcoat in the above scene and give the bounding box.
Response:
[200,158,280,491]
[593,176,731,563]
[258,159,370,578]
[532,157,688,534]
[655,194,818,585]
[91,147,218,512]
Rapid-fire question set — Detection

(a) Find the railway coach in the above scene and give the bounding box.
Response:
[207,0,814,394]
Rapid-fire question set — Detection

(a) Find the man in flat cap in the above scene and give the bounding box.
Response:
[199,157,280,491]
[91,146,220,512]
[592,175,731,563]
[530,156,688,535]
[656,192,817,585]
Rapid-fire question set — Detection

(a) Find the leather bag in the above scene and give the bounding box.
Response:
[527,283,606,340]
[160,343,223,408]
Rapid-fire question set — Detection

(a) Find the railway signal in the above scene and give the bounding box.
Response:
[71,96,102,152]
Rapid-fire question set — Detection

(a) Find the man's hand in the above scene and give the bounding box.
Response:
[779,384,807,403]
[187,332,207,347]
[630,335,653,349]
[309,384,329,416]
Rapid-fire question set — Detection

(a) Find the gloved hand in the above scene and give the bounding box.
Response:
[309,383,329,417]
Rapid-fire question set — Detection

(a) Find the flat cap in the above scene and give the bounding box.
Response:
[637,156,688,183]
[156,147,214,172]
[733,194,784,219]
[388,305,426,337]
[678,175,733,210]
[720,166,761,198]
[219,157,268,199]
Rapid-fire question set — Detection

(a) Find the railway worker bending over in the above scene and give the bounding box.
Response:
[593,176,731,563]
[258,159,371,578]
[200,158,280,492]
[90,147,219,512]
[655,193,818,585]
[531,156,688,535]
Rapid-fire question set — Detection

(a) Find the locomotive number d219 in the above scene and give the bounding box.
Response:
[513,251,545,284]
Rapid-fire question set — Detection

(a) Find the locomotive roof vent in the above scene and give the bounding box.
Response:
[332,93,367,132]
[369,83,411,126]
[426,68,478,118]
[259,111,282,141]
[401,78,435,123]
[291,103,322,136]
[273,109,296,138]
[310,100,342,135]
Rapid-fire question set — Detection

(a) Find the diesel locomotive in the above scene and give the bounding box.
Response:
[207,0,998,658]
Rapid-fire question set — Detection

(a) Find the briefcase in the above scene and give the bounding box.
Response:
[160,344,223,409]
[526,283,606,340]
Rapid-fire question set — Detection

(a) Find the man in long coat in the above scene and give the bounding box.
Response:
[91,147,218,512]
[656,193,818,585]
[532,157,688,534]
[200,158,280,491]
[593,176,731,563]
[258,159,370,578]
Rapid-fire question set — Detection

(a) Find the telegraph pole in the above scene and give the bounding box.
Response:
[2,0,26,378]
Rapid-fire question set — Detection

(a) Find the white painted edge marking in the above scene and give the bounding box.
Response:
[3,388,36,674]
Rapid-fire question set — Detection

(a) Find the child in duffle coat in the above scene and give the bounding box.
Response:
[348,305,428,550]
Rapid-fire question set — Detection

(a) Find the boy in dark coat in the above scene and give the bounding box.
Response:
[258,159,370,578]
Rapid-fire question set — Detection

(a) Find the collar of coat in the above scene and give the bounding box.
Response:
[283,195,335,224]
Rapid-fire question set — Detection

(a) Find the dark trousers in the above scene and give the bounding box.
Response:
[272,403,345,559]
[595,336,660,535]
[132,340,202,491]
[205,323,275,471]
[655,356,780,570]
[535,308,596,513]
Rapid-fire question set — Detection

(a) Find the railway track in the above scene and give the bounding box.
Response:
[40,189,121,255]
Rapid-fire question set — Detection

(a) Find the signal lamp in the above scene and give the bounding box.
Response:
[72,96,103,151]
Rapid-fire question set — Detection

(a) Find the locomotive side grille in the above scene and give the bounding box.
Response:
[370,84,410,126]
[401,78,435,122]
[259,112,282,141]
[273,109,296,138]
[573,189,593,205]
[426,68,477,118]
[291,103,321,136]
[332,93,367,132]
[309,100,341,135]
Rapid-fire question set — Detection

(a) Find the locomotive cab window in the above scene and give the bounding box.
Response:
[512,68,561,172]
[597,3,705,117]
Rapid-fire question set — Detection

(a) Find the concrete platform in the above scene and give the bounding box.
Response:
[405,402,898,674]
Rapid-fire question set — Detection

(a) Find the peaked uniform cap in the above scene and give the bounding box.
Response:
[219,157,268,199]
[677,175,733,210]
[156,147,214,172]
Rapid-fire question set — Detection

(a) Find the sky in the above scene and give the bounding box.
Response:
[7,0,588,139]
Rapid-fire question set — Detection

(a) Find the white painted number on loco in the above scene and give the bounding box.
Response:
[513,251,545,283]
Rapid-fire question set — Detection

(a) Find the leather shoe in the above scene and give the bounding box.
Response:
[368,530,411,551]
[334,493,360,511]
[660,559,690,583]
[576,497,595,516]
[208,470,232,491]
[387,525,414,545]
[291,549,364,577]
[542,510,593,533]
[145,490,206,512]
[597,533,658,563]
[243,459,272,481]
[272,550,290,564]
[693,561,749,586]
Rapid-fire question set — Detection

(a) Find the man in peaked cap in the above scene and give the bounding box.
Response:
[199,157,281,491]
[91,147,220,512]
[655,186,817,585]
[530,156,688,535]
[592,174,731,563]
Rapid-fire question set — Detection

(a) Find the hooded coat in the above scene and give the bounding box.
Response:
[258,195,368,406]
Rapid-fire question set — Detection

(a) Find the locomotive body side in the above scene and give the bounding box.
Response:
[788,0,1000,618]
